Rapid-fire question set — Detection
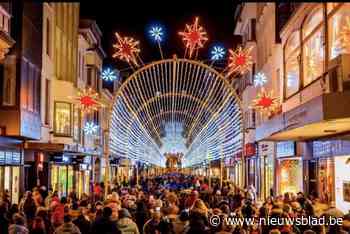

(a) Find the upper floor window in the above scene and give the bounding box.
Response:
[302,7,325,86]
[328,3,350,60]
[0,6,10,34]
[285,31,300,97]
[54,102,72,136]
[46,18,51,58]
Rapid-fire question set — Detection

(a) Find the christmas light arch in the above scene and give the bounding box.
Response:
[109,58,243,167]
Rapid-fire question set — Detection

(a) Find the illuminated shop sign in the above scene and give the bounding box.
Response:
[313,140,350,158]
[0,151,22,165]
[276,141,296,158]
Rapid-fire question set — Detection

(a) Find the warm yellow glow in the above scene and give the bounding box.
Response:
[178,17,209,58]
[227,46,253,76]
[113,32,141,66]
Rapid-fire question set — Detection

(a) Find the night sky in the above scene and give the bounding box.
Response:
[80,0,239,76]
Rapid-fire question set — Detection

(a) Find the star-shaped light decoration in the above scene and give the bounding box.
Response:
[227,46,253,76]
[75,88,104,114]
[251,88,278,114]
[149,26,163,42]
[84,122,99,135]
[101,68,118,82]
[210,46,226,61]
[113,32,140,66]
[254,72,267,87]
[179,17,208,58]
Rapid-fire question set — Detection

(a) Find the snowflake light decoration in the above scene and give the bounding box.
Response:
[251,88,278,114]
[75,88,103,113]
[254,72,267,87]
[210,46,226,61]
[101,68,118,81]
[149,26,163,42]
[228,46,253,75]
[113,32,140,66]
[179,17,208,58]
[84,122,99,135]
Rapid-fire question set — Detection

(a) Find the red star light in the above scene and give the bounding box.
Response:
[113,33,140,66]
[179,17,208,58]
[227,46,253,76]
[251,88,278,114]
[75,88,103,114]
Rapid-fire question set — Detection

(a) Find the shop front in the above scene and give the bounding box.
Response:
[334,155,350,213]
[258,141,275,199]
[50,155,74,198]
[245,143,257,188]
[276,141,303,195]
[75,156,91,198]
[312,140,337,204]
[0,150,22,204]
[312,140,350,211]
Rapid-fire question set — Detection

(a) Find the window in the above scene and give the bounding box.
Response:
[73,107,80,142]
[87,67,92,86]
[2,56,16,106]
[328,3,350,60]
[44,79,50,125]
[302,7,324,85]
[285,31,300,97]
[54,102,72,136]
[46,18,51,57]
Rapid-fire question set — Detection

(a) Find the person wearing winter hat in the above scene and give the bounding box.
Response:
[117,208,139,234]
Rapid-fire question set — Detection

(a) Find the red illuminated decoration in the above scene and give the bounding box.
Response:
[245,143,256,157]
[75,88,103,114]
[227,46,253,76]
[251,88,278,114]
[179,17,208,58]
[113,32,140,66]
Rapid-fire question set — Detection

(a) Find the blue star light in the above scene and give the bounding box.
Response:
[210,46,226,60]
[84,122,98,135]
[254,72,267,87]
[101,68,118,81]
[149,26,163,42]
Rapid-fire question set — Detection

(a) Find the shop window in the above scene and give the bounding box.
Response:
[328,4,350,60]
[302,7,325,85]
[44,79,50,125]
[54,102,72,136]
[285,31,300,97]
[73,107,80,142]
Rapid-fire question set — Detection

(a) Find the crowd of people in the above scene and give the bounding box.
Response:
[0,173,349,234]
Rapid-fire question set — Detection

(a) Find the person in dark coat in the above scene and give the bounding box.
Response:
[90,206,121,234]
[0,201,9,234]
[73,207,91,234]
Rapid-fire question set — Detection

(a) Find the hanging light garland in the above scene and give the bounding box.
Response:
[113,32,140,66]
[74,88,104,114]
[179,17,208,58]
[227,46,253,76]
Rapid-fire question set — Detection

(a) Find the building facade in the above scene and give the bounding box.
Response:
[234,2,350,212]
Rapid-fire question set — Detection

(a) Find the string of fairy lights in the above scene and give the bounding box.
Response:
[107,17,255,167]
[70,17,262,167]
